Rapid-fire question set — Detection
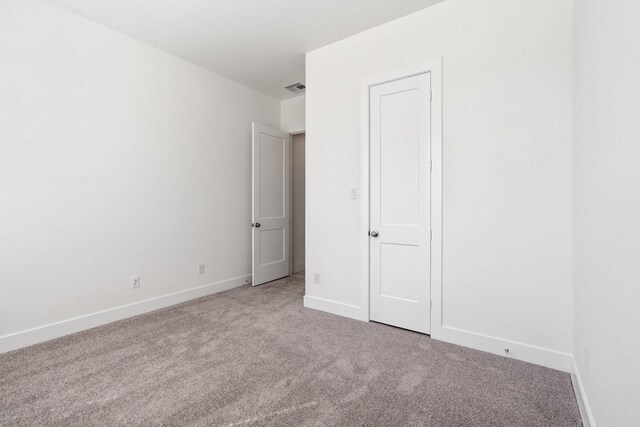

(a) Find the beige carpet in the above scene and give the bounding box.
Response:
[0,273,581,426]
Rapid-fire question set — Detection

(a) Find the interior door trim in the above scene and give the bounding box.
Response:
[359,58,443,339]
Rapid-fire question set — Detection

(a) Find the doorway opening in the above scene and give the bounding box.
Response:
[290,132,305,276]
[250,123,305,286]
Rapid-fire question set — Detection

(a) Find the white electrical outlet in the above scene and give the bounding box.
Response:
[313,272,320,284]
[131,276,140,289]
[198,264,205,275]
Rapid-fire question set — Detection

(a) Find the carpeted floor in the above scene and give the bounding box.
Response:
[0,273,582,426]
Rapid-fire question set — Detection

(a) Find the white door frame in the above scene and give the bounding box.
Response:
[359,58,443,339]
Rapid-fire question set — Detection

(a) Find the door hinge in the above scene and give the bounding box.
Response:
[429,90,433,102]
[430,300,432,310]
[430,230,433,241]
[429,160,432,172]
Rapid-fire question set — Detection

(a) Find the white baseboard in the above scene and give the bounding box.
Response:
[0,274,251,354]
[437,325,573,373]
[571,357,595,427]
[302,298,572,373]
[293,263,305,273]
[303,295,366,321]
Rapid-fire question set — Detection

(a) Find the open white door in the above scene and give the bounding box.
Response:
[252,123,290,286]
[369,72,431,334]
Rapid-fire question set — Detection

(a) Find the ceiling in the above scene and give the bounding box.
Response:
[44,0,443,99]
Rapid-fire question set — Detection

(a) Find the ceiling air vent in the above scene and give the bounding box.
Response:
[285,82,306,94]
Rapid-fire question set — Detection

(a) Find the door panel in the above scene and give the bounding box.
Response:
[380,243,421,302]
[252,123,290,286]
[259,228,285,265]
[380,88,421,226]
[369,73,431,334]
[259,133,285,218]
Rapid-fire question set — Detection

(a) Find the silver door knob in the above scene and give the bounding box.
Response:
[370,230,379,238]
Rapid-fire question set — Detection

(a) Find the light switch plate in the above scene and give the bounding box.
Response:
[350,187,359,200]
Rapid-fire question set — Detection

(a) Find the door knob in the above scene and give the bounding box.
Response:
[255,223,261,228]
[370,230,379,238]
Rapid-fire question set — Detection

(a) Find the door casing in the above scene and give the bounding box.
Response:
[359,59,443,339]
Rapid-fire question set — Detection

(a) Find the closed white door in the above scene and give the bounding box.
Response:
[369,73,431,334]
[252,123,290,286]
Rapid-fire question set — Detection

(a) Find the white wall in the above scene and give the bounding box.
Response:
[0,0,280,349]
[291,133,306,273]
[573,1,640,424]
[280,95,306,133]
[305,0,573,364]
